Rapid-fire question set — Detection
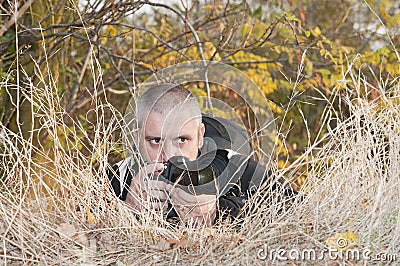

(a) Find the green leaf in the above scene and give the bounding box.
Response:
[286,13,300,22]
[253,6,262,19]
[0,32,14,43]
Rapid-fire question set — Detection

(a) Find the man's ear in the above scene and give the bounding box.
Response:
[198,123,205,148]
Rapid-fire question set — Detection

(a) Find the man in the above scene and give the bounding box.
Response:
[108,84,295,226]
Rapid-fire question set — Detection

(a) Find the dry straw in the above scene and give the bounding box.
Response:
[1,46,399,266]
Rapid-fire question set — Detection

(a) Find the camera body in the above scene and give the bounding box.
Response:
[161,161,200,186]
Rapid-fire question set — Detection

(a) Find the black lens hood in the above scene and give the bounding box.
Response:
[151,150,249,196]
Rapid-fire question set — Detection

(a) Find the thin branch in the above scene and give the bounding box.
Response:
[0,0,35,37]
[108,22,192,61]
[144,1,214,112]
[68,35,98,107]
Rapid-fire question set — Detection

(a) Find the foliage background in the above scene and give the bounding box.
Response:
[0,0,399,264]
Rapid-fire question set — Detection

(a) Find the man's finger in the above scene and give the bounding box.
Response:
[136,163,166,186]
[146,179,169,190]
[145,188,169,200]
[144,162,165,175]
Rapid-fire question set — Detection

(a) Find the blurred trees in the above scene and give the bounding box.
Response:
[0,0,399,171]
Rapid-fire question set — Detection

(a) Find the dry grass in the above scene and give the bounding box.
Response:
[1,54,399,265]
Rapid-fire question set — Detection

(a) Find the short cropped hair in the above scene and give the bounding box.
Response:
[135,84,202,128]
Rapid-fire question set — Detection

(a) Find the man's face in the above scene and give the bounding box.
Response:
[137,110,205,163]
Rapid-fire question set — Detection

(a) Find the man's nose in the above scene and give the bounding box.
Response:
[160,142,180,162]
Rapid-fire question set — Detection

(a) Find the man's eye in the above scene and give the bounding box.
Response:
[149,138,161,145]
[178,137,187,144]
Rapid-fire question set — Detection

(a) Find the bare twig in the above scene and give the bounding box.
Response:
[0,0,35,37]
[144,1,214,112]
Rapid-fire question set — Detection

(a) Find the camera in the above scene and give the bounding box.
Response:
[160,151,229,186]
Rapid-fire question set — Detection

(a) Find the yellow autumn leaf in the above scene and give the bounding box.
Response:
[100,37,107,45]
[137,61,153,70]
[278,159,290,169]
[326,230,359,250]
[106,25,117,37]
[86,205,96,225]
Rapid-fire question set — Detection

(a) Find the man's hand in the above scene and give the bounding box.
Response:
[125,163,217,226]
[146,180,217,227]
[125,163,167,211]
